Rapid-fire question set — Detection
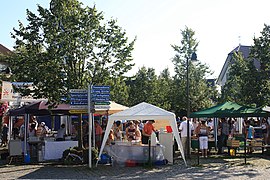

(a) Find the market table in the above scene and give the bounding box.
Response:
[104,142,165,166]
[43,141,78,160]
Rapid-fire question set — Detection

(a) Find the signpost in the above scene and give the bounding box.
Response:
[91,85,111,110]
[69,89,88,151]
[70,89,88,110]
[69,109,88,114]
[69,85,110,168]
[89,85,110,168]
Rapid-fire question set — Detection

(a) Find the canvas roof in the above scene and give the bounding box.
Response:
[94,101,129,115]
[109,102,175,121]
[8,101,128,116]
[190,101,270,118]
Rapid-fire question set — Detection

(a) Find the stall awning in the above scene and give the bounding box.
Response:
[190,101,270,118]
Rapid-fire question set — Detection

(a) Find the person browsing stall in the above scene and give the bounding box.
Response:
[179,116,194,156]
[195,119,210,158]
[142,120,156,144]
[28,123,36,137]
[134,120,142,141]
[113,121,122,141]
[94,121,103,150]
[1,123,8,147]
[107,129,115,145]
[36,122,49,139]
[56,124,66,141]
[125,121,136,141]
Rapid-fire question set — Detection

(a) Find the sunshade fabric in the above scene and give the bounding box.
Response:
[190,101,270,118]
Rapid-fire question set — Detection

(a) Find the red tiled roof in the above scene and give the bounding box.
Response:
[0,44,12,55]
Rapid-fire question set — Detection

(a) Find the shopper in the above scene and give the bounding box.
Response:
[1,123,8,147]
[142,120,156,144]
[195,120,210,158]
[179,116,194,156]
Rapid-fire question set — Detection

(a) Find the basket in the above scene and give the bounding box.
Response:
[227,140,240,147]
[250,140,263,147]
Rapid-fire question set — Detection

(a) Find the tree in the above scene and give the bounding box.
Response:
[171,26,216,115]
[250,24,270,107]
[106,77,129,104]
[127,67,160,106]
[8,0,135,104]
[220,52,258,105]
[156,68,174,110]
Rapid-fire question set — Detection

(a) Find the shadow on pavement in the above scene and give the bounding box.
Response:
[0,154,269,179]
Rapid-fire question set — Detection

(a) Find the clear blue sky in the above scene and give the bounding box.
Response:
[1,0,270,78]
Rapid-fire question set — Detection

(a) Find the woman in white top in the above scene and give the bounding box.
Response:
[195,120,210,158]
[28,123,36,137]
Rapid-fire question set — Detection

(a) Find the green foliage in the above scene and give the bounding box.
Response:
[8,0,135,104]
[82,147,99,165]
[127,67,159,106]
[126,67,174,110]
[106,77,129,104]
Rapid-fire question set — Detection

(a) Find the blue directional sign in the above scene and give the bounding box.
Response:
[92,85,110,90]
[70,89,88,109]
[91,85,110,108]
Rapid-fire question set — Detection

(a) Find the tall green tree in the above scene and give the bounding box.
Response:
[8,0,135,104]
[250,24,270,107]
[171,26,216,115]
[156,68,174,110]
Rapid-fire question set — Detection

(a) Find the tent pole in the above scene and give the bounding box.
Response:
[8,116,12,140]
[88,84,92,168]
[78,113,83,149]
[23,114,28,157]
[214,118,218,151]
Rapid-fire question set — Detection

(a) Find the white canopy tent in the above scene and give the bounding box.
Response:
[97,102,186,166]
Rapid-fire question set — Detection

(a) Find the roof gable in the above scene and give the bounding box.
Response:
[217,45,260,86]
[0,44,12,55]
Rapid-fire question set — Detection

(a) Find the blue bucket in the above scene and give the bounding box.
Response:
[24,154,31,163]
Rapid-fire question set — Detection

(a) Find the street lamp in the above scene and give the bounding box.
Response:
[186,52,198,158]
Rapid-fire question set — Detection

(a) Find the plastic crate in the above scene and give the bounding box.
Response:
[125,160,137,167]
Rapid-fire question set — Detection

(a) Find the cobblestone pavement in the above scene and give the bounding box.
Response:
[1,155,270,179]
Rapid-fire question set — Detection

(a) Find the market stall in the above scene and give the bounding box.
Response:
[104,141,165,166]
[7,101,78,162]
[190,101,270,148]
[97,102,186,166]
[190,101,270,162]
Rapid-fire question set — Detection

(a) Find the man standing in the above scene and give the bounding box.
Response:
[179,116,194,156]
[142,120,156,144]
[218,118,230,154]
[56,124,66,141]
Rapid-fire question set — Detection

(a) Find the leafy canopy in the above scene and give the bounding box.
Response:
[8,0,135,104]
